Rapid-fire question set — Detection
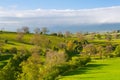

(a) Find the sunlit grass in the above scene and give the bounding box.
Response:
[60,58,120,80]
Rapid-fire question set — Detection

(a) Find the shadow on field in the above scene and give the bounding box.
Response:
[7,42,16,45]
[62,63,108,76]
[0,54,13,61]
[0,54,13,69]
[0,62,8,69]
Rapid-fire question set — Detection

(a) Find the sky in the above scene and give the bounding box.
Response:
[0,0,120,32]
[0,0,120,10]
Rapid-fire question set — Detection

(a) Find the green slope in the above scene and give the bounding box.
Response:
[60,58,120,80]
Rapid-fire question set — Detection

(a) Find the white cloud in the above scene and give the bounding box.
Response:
[0,6,120,28]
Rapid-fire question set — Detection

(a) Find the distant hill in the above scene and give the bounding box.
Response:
[48,23,120,33]
[1,23,120,33]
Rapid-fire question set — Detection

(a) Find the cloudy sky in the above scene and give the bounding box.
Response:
[0,0,120,32]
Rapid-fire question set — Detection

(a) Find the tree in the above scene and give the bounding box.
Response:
[105,43,114,57]
[34,27,40,34]
[96,45,105,59]
[83,44,97,56]
[16,29,24,42]
[22,26,29,33]
[18,53,42,80]
[41,27,48,34]
[76,32,84,39]
[77,33,85,42]
[31,34,51,48]
[65,40,83,59]
[65,31,71,37]
[0,52,30,80]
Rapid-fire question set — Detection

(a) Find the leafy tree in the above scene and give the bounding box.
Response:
[0,52,30,80]
[18,53,43,80]
[65,40,83,59]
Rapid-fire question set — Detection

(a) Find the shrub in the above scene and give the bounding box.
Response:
[50,33,57,36]
[108,53,115,58]
[69,56,91,69]
[114,45,120,57]
[80,56,91,66]
[0,52,30,80]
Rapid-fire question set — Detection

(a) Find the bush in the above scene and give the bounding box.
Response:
[80,56,91,66]
[69,56,91,69]
[114,45,120,57]
[50,33,57,36]
[0,53,30,80]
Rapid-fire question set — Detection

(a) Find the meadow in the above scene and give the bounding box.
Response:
[0,29,120,80]
[60,58,120,80]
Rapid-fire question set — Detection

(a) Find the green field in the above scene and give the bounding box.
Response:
[1,31,120,80]
[60,58,120,80]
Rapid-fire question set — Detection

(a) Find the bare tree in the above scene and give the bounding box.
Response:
[41,27,48,34]
[31,34,50,48]
[22,26,29,33]
[76,32,85,42]
[83,44,97,56]
[65,31,71,37]
[16,28,24,42]
[97,45,104,59]
[34,27,40,34]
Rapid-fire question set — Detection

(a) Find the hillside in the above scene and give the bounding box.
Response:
[0,31,120,80]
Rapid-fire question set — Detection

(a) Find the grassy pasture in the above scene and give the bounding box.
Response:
[0,32,69,50]
[1,31,120,79]
[60,58,120,80]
